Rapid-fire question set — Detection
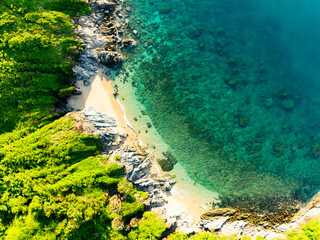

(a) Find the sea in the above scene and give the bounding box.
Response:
[115,0,320,213]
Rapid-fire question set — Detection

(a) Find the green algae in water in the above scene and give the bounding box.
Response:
[119,0,320,213]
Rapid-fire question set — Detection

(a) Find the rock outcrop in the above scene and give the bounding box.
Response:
[98,51,123,68]
[279,191,320,232]
[72,0,128,83]
[67,107,125,149]
[71,106,320,239]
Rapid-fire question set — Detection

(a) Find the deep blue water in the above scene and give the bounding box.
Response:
[119,0,320,212]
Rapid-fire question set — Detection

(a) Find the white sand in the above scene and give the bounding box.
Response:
[68,69,140,146]
[68,68,213,222]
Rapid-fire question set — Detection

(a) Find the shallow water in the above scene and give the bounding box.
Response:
[117,0,320,212]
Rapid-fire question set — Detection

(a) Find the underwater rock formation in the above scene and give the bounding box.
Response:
[238,115,249,127]
[309,143,320,159]
[264,98,274,108]
[281,98,295,110]
[273,142,284,157]
[157,151,178,171]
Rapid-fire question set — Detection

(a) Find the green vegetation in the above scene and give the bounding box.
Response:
[167,220,320,240]
[0,1,164,239]
[287,220,320,240]
[0,0,319,239]
[0,0,89,133]
[128,212,167,240]
[0,116,148,239]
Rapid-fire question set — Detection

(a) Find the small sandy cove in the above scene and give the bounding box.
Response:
[68,69,140,146]
[68,68,206,222]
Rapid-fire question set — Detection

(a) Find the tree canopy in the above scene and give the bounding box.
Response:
[0,0,89,133]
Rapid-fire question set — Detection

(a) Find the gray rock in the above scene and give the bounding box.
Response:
[129,168,146,182]
[220,220,248,236]
[203,217,230,231]
[123,39,136,48]
[161,182,171,192]
[98,51,123,68]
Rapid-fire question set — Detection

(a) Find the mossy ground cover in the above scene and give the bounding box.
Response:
[0,1,168,239]
[0,0,89,133]
[0,116,164,239]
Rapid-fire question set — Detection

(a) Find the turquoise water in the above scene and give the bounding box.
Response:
[118,0,320,212]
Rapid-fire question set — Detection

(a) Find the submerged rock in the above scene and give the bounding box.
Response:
[123,39,136,48]
[224,76,238,89]
[238,115,249,127]
[281,98,295,110]
[309,143,320,158]
[273,142,284,157]
[201,208,237,220]
[157,151,177,171]
[157,158,174,171]
[264,98,273,108]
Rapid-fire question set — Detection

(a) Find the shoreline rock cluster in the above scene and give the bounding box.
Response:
[71,107,320,239]
[72,0,133,87]
[70,108,198,231]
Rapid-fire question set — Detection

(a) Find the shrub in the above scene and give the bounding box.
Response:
[58,86,75,98]
[168,232,189,240]
[118,179,134,197]
[109,195,122,214]
[129,218,139,229]
[287,220,320,240]
[114,154,121,161]
[112,217,125,231]
[128,212,167,240]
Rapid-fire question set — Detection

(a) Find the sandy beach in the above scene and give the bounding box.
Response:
[68,69,140,147]
[68,68,212,222]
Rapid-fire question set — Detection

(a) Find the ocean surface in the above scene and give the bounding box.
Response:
[116,0,320,213]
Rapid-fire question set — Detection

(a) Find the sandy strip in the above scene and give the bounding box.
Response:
[68,68,206,221]
[68,69,140,147]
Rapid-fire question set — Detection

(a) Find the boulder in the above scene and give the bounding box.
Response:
[281,98,295,110]
[309,143,320,159]
[264,98,273,108]
[202,217,230,231]
[123,39,136,48]
[238,115,249,127]
[98,51,123,68]
[220,220,248,236]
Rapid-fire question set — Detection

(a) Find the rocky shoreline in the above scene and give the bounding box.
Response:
[69,0,320,239]
[70,107,320,239]
[72,0,134,86]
